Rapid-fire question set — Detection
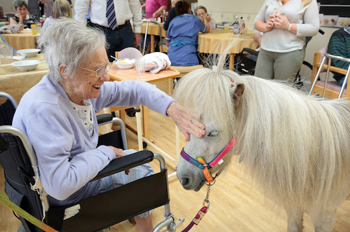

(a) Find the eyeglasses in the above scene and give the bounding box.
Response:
[80,62,112,78]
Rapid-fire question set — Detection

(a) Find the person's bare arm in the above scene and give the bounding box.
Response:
[203,16,210,33]
[254,18,273,33]
[9,17,18,25]
[152,5,167,18]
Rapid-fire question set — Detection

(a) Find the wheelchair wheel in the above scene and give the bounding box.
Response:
[293,61,313,94]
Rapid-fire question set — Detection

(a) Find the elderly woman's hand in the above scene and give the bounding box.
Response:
[166,102,206,141]
[108,146,130,175]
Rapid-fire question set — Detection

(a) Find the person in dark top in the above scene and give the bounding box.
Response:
[10,0,39,29]
[327,25,350,87]
[163,6,177,30]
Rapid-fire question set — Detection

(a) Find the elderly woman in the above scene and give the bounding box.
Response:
[13,19,205,232]
[194,5,216,30]
[42,0,72,30]
[10,0,39,29]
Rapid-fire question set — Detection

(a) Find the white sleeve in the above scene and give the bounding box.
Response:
[128,0,142,33]
[254,0,268,23]
[296,0,320,37]
[74,0,90,25]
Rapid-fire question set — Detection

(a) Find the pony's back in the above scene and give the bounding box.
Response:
[232,75,350,211]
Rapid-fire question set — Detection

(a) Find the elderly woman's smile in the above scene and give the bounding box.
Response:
[60,46,110,105]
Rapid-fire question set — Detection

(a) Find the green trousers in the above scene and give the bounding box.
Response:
[255,47,305,83]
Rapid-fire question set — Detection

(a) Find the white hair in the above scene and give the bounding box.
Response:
[174,38,350,214]
[38,18,107,82]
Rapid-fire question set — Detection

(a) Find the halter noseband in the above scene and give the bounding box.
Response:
[180,138,237,184]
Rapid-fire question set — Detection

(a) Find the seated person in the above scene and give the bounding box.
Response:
[42,0,72,30]
[10,0,39,29]
[194,5,216,30]
[253,30,262,50]
[327,25,350,87]
[12,18,205,232]
[166,0,209,66]
[163,0,178,30]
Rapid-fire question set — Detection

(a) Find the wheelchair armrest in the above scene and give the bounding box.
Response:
[89,150,154,182]
[96,114,113,124]
[242,48,259,56]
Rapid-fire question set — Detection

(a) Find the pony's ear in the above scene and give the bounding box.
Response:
[232,83,244,101]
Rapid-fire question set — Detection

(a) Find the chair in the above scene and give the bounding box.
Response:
[169,65,203,93]
[0,92,17,125]
[309,51,350,99]
[115,47,143,60]
[0,93,182,232]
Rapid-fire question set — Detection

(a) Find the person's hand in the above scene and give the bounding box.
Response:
[166,102,206,141]
[206,13,211,22]
[265,16,275,32]
[152,12,160,19]
[39,0,45,4]
[272,14,290,30]
[108,146,130,175]
[134,33,141,47]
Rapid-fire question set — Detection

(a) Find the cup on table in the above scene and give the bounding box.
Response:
[135,59,145,76]
[31,24,38,35]
[2,45,13,63]
[224,23,230,33]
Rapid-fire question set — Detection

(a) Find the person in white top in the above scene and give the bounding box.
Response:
[42,0,72,30]
[74,0,143,62]
[254,0,319,82]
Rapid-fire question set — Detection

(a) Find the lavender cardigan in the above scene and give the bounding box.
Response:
[13,75,174,206]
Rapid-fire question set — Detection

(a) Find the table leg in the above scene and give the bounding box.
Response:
[151,35,155,53]
[229,54,235,71]
[142,106,150,140]
[168,78,173,95]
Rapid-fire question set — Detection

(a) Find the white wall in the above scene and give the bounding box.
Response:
[2,1,16,13]
[198,0,337,65]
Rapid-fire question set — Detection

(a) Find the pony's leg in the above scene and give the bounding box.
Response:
[311,209,336,232]
[286,210,303,232]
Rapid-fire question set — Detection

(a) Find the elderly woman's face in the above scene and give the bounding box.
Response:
[196,9,207,20]
[16,6,28,17]
[63,46,110,105]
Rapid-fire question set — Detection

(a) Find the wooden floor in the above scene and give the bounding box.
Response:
[1,79,350,232]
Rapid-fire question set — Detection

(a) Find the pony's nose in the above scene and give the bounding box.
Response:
[179,176,192,188]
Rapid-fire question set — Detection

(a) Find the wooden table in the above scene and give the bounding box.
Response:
[2,30,39,50]
[0,59,48,104]
[108,64,180,161]
[141,24,258,70]
[197,30,258,70]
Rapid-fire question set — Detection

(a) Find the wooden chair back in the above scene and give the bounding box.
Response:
[310,52,350,99]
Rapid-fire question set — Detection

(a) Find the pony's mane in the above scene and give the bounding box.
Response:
[173,40,350,211]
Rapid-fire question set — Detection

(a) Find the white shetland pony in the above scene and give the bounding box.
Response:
[174,55,350,231]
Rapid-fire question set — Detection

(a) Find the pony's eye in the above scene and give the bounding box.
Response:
[207,131,219,137]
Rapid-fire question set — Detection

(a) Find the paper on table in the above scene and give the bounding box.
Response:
[13,56,25,61]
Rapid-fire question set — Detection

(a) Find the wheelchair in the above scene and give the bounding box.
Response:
[0,92,183,232]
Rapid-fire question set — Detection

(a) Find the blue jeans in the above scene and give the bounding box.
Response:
[93,24,135,62]
[337,76,348,89]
